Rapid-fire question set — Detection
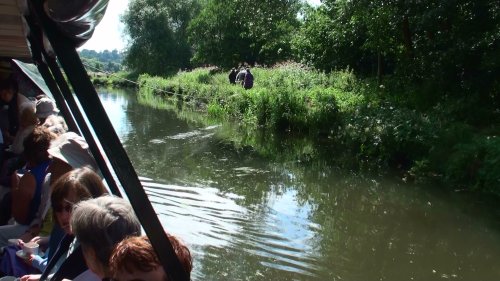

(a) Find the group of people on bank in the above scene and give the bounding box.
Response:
[228,67,254,89]
[0,76,192,281]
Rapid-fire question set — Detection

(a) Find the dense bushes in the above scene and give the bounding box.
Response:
[137,64,345,135]
[90,71,136,88]
[136,63,500,194]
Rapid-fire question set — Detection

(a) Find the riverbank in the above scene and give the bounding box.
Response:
[134,63,500,195]
[89,71,136,88]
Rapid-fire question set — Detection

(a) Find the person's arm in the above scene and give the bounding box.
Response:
[11,171,36,224]
[23,174,52,241]
[20,274,41,281]
[30,254,48,272]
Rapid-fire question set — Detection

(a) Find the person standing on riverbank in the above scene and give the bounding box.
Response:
[236,67,246,86]
[228,68,237,84]
[243,68,254,90]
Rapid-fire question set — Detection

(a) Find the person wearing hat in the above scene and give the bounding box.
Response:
[35,98,59,125]
[12,132,100,246]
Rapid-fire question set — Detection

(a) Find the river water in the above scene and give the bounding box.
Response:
[98,88,500,281]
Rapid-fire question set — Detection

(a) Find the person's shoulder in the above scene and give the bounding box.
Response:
[17,93,31,104]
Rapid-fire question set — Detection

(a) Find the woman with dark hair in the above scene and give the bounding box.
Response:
[14,168,108,281]
[0,127,54,238]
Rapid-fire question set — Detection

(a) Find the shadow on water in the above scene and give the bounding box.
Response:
[98,88,500,281]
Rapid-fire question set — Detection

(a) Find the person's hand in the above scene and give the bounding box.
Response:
[19,274,41,281]
[29,236,42,244]
[16,239,25,247]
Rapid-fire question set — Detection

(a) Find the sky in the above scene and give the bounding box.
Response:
[81,0,322,52]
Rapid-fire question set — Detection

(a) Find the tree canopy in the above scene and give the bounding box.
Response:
[122,0,200,76]
[122,0,499,106]
[79,49,123,73]
[188,0,302,67]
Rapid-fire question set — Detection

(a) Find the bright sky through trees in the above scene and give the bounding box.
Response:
[81,0,322,51]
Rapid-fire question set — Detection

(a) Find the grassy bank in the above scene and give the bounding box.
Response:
[89,71,137,88]
[137,63,500,194]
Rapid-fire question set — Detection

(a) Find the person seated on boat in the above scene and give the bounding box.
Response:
[41,116,67,137]
[109,234,192,281]
[8,104,38,156]
[13,168,108,281]
[35,98,59,126]
[0,104,39,187]
[0,78,32,146]
[0,127,54,236]
[16,131,99,247]
[70,196,141,281]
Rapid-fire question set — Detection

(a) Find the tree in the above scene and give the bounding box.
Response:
[79,49,124,73]
[294,0,499,107]
[122,0,200,76]
[188,0,302,67]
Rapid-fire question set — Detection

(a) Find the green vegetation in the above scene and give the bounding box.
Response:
[137,64,500,194]
[122,0,199,76]
[121,0,499,194]
[79,49,123,73]
[90,71,136,88]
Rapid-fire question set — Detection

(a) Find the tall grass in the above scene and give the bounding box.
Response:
[137,63,363,136]
[136,63,500,194]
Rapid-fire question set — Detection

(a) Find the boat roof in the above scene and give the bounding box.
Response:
[0,0,31,60]
[0,1,191,280]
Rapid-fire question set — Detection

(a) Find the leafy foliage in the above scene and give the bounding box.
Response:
[122,0,200,76]
[293,0,500,109]
[188,0,302,67]
[79,49,123,72]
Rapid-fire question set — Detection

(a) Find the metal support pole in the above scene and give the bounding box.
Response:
[29,1,189,281]
[25,34,79,133]
[23,14,121,197]
[43,52,122,197]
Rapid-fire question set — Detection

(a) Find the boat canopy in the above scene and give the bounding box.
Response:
[0,0,108,61]
[0,1,190,280]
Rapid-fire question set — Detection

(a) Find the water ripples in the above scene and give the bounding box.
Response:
[140,177,322,280]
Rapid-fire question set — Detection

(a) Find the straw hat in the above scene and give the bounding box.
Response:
[36,97,59,119]
[48,132,97,170]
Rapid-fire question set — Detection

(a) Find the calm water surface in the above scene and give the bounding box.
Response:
[98,88,500,281]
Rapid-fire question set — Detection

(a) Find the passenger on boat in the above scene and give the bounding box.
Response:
[109,234,192,281]
[0,78,32,145]
[35,98,59,126]
[0,127,54,240]
[40,116,67,137]
[17,132,99,246]
[16,168,108,281]
[8,104,38,156]
[0,105,38,188]
[70,196,141,281]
